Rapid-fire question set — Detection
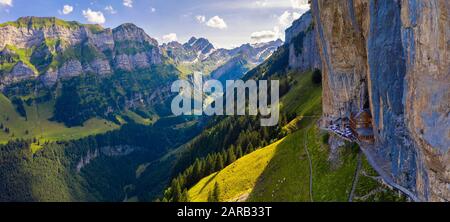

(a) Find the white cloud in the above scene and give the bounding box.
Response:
[206,16,227,29]
[195,15,206,23]
[82,8,106,24]
[150,7,156,12]
[59,5,73,15]
[250,30,277,42]
[290,0,310,10]
[278,11,301,29]
[162,33,178,43]
[123,0,133,8]
[0,0,13,7]
[105,5,117,14]
[251,10,302,43]
[255,0,268,7]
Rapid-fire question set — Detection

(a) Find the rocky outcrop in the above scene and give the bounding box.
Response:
[1,61,36,85]
[76,145,140,172]
[311,0,449,201]
[84,58,112,76]
[0,17,164,87]
[285,11,321,72]
[112,23,162,71]
[58,60,83,79]
[112,23,158,46]
[0,17,88,49]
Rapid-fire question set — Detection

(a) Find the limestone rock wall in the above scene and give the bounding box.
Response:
[311,0,449,201]
[285,11,321,72]
[0,18,162,87]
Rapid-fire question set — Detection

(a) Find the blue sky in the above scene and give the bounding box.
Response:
[0,0,309,48]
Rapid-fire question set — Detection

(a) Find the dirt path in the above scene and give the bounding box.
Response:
[360,146,420,202]
[348,150,362,202]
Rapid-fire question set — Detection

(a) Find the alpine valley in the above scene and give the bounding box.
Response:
[0,0,448,202]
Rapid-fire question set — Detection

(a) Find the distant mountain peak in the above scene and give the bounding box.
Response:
[250,39,283,49]
[184,37,214,51]
[113,23,158,45]
[181,37,215,57]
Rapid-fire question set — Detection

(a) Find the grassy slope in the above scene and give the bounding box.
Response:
[187,71,403,202]
[188,120,403,202]
[188,139,283,202]
[0,93,119,146]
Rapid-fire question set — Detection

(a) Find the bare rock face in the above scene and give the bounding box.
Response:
[112,23,158,45]
[311,0,449,201]
[285,10,321,72]
[112,23,162,71]
[87,28,115,52]
[2,61,36,84]
[400,0,449,201]
[0,21,86,50]
[39,68,58,86]
[0,17,164,87]
[84,59,112,76]
[76,146,140,172]
[58,60,83,79]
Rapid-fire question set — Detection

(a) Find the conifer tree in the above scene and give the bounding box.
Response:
[227,147,236,164]
[171,179,182,202]
[208,182,220,202]
[236,145,243,158]
[217,154,224,171]
[180,189,190,202]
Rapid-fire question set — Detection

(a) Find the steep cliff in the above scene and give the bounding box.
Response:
[311,0,449,201]
[285,10,321,72]
[0,17,163,87]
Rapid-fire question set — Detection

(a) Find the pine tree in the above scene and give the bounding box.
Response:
[217,154,224,171]
[193,159,202,181]
[247,143,254,153]
[208,182,220,202]
[205,155,213,175]
[171,179,183,202]
[209,154,217,174]
[221,150,228,166]
[236,145,243,158]
[227,147,236,164]
[179,189,190,202]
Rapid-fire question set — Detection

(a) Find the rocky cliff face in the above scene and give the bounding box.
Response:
[0,17,162,87]
[311,0,449,201]
[285,10,321,72]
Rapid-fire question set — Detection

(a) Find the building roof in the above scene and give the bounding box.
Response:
[352,109,372,123]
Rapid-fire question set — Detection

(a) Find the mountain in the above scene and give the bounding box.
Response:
[0,2,448,203]
[162,37,215,64]
[311,0,448,201]
[285,10,321,72]
[162,37,283,79]
[0,17,167,87]
[0,17,180,129]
